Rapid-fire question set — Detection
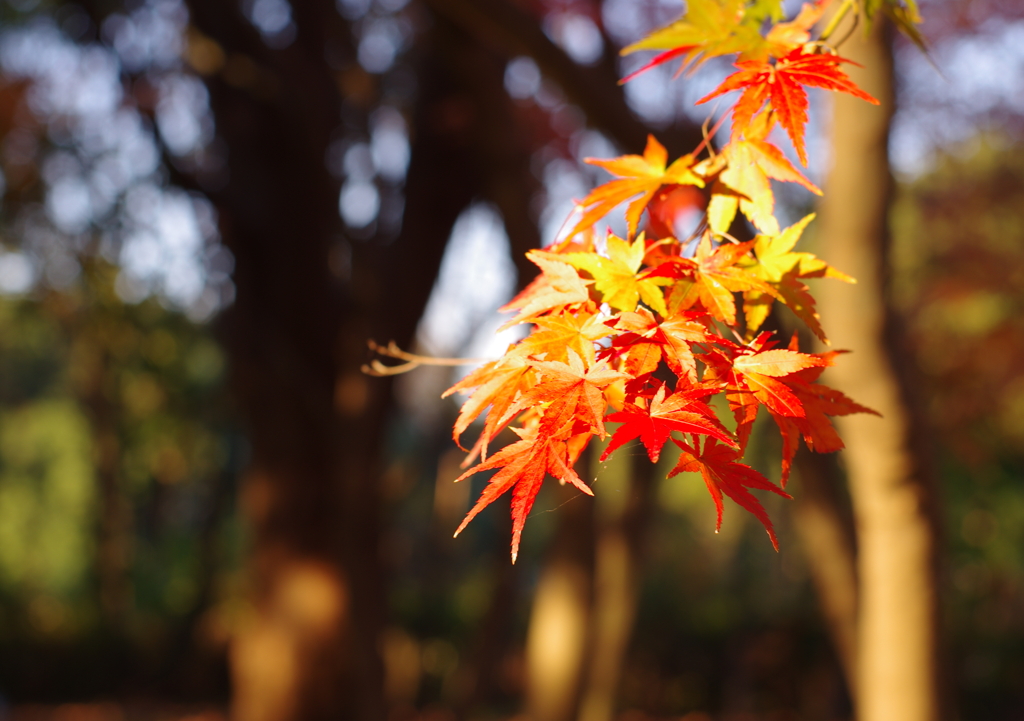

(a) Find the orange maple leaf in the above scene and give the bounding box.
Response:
[703,336,832,446]
[511,350,626,439]
[764,338,880,484]
[499,250,591,330]
[704,138,821,235]
[562,234,673,316]
[454,428,594,563]
[619,0,774,80]
[572,135,704,240]
[609,307,713,381]
[741,214,855,341]
[646,234,780,325]
[512,309,613,366]
[699,47,879,165]
[443,355,533,456]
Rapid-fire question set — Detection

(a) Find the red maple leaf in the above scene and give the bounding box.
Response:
[670,437,791,550]
[703,336,833,447]
[645,235,780,325]
[698,47,879,165]
[772,375,880,485]
[607,307,714,381]
[602,383,734,463]
[454,428,594,562]
[507,350,626,439]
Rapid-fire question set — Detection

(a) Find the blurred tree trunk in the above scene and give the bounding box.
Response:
[577,452,657,721]
[183,1,552,718]
[815,18,942,721]
[190,0,365,710]
[791,448,859,695]
[525,480,595,721]
[524,446,658,721]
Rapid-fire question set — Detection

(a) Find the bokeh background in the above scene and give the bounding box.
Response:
[0,0,1022,719]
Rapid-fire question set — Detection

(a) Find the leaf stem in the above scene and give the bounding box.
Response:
[818,0,856,44]
[692,110,729,158]
[831,11,860,51]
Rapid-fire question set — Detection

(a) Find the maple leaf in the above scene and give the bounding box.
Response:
[764,1,830,48]
[724,381,761,451]
[670,437,791,550]
[454,428,594,562]
[610,307,714,381]
[602,383,734,463]
[620,0,772,80]
[749,214,854,283]
[741,214,854,340]
[757,336,878,483]
[443,354,534,455]
[507,350,626,440]
[703,338,831,446]
[730,349,821,418]
[704,138,821,235]
[699,47,879,166]
[498,250,591,330]
[512,309,612,365]
[562,234,672,316]
[571,136,704,240]
[647,234,781,325]
[733,348,831,377]
[747,277,829,342]
[772,381,880,484]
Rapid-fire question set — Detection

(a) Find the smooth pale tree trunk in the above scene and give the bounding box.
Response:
[815,19,942,721]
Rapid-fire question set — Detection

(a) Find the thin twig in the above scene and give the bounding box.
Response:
[693,106,728,159]
[362,340,490,376]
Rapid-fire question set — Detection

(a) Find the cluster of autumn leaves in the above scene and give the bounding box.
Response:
[432,0,921,561]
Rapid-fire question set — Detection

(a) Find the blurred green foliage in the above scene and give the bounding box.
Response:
[0,260,239,670]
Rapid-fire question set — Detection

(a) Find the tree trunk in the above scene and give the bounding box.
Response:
[791,448,859,695]
[182,2,546,717]
[577,452,657,721]
[524,482,595,721]
[815,18,942,721]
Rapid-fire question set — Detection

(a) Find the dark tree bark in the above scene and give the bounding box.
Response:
[178,1,555,718]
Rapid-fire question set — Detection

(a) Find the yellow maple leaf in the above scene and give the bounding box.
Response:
[562,234,672,316]
[703,139,821,235]
[621,0,772,76]
[740,214,855,341]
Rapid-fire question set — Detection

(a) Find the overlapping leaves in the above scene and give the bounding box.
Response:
[432,0,908,561]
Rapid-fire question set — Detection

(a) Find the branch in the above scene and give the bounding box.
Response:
[421,0,705,156]
[362,340,490,376]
